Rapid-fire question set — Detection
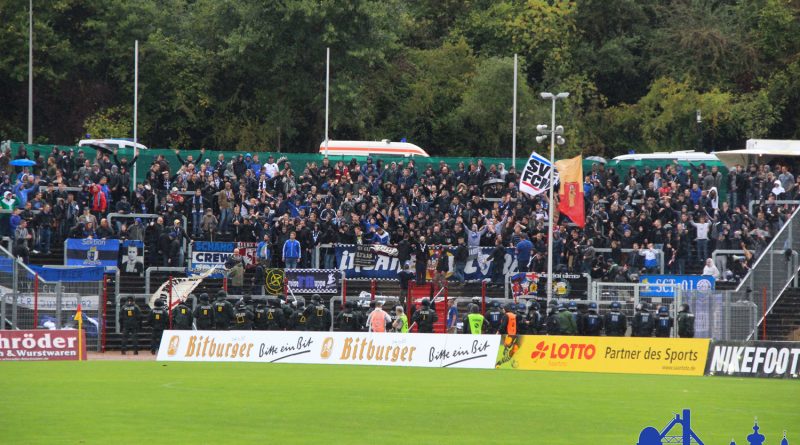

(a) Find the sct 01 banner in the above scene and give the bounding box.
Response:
[284,269,340,294]
[65,238,120,267]
[495,335,710,376]
[706,341,800,378]
[157,330,499,369]
[335,244,519,280]
[639,275,716,297]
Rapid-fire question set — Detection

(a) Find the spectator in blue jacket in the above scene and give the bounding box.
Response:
[516,233,533,273]
[282,231,301,269]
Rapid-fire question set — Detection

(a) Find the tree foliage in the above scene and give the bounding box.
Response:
[0,0,798,156]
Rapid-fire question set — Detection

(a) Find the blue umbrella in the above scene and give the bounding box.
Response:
[10,159,36,167]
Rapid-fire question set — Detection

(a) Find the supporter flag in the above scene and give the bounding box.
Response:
[73,304,83,322]
[519,151,557,197]
[555,155,585,227]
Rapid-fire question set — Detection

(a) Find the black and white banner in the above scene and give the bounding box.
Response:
[354,244,376,268]
[705,341,800,378]
[285,269,341,294]
[519,151,558,197]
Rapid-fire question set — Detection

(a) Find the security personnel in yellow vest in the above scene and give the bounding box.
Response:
[498,303,518,335]
[172,298,193,330]
[149,299,169,354]
[411,298,437,333]
[462,304,488,334]
[392,306,409,333]
[265,298,287,330]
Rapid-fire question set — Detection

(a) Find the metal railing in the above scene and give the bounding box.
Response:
[748,199,800,215]
[594,248,665,274]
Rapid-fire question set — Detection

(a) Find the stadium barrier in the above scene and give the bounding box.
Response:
[494,335,710,376]
[705,340,800,379]
[156,330,499,369]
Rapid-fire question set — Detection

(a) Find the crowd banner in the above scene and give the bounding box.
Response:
[495,335,709,376]
[265,269,285,295]
[158,331,499,369]
[519,151,556,197]
[705,341,800,378]
[2,293,100,311]
[65,239,120,267]
[354,244,376,268]
[285,269,340,294]
[639,275,715,297]
[26,265,106,282]
[335,244,518,280]
[119,240,145,275]
[0,330,87,361]
[510,272,589,299]
[191,241,259,272]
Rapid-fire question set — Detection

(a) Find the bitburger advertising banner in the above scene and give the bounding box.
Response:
[0,330,87,361]
[705,340,800,379]
[157,331,499,369]
[495,335,709,376]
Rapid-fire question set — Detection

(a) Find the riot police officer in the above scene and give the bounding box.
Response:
[194,293,214,330]
[527,301,543,334]
[632,303,655,337]
[677,304,695,338]
[545,301,561,335]
[485,300,503,334]
[119,296,141,355]
[233,301,254,330]
[253,300,269,330]
[336,301,360,332]
[307,294,332,331]
[213,290,234,330]
[580,302,603,336]
[265,298,287,330]
[149,299,169,354]
[654,305,674,337]
[289,299,310,331]
[557,303,578,335]
[603,301,627,336]
[515,303,529,335]
[411,298,437,333]
[172,297,193,330]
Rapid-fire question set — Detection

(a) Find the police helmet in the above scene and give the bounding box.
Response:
[658,306,669,315]
[188,293,197,301]
[312,294,321,303]
[568,301,577,311]
[472,297,481,305]
[589,302,598,311]
[610,301,621,310]
[216,290,227,299]
[680,303,691,313]
[296,299,305,308]
[640,302,650,311]
[256,299,266,307]
[126,296,134,303]
[557,303,566,311]
[421,298,430,307]
[236,301,246,309]
[504,303,514,312]
[530,301,540,311]
[199,293,209,302]
[491,300,500,309]
[470,304,480,314]
[345,301,354,310]
[517,303,527,312]
[154,299,164,307]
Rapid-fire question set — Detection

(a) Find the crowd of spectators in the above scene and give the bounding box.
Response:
[1,143,798,284]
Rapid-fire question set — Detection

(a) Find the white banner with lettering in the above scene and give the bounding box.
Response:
[157,330,499,369]
[519,151,558,197]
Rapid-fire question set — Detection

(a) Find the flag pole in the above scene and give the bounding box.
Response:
[512,54,518,170]
[27,0,33,144]
[324,47,330,157]
[75,304,83,361]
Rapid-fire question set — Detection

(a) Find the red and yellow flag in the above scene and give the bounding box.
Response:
[73,303,83,322]
[555,155,585,228]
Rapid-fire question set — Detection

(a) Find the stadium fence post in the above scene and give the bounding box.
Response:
[481,281,486,313]
[407,281,413,318]
[762,287,767,340]
[169,275,173,329]
[341,275,347,305]
[101,277,108,352]
[370,279,376,300]
[223,275,228,293]
[33,273,39,329]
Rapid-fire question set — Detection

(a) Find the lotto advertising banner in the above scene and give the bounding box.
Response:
[705,341,800,379]
[157,330,499,369]
[639,275,716,297]
[65,238,120,267]
[495,335,710,376]
[190,241,258,272]
[284,269,340,294]
[335,245,519,280]
[0,330,87,361]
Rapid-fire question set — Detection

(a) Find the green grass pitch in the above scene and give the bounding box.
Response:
[1,361,797,444]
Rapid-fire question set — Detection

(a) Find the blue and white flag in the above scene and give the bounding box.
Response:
[65,239,120,267]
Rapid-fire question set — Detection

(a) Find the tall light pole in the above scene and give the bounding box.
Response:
[536,92,569,308]
[324,47,330,156]
[511,54,518,169]
[133,40,139,187]
[27,0,33,144]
